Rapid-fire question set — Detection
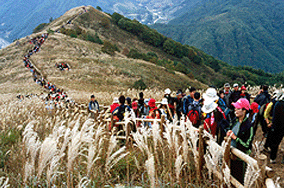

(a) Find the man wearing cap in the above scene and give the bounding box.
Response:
[223,83,231,107]
[89,95,100,118]
[226,98,254,184]
[229,83,241,105]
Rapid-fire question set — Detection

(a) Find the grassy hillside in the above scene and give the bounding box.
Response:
[152,0,284,73]
[1,5,284,102]
[0,6,206,101]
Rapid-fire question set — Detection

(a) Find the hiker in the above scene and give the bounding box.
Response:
[132,98,139,117]
[187,92,201,128]
[217,90,229,117]
[164,88,175,120]
[239,86,250,101]
[111,95,131,131]
[226,98,254,184]
[174,89,184,121]
[249,102,259,133]
[202,88,220,136]
[254,85,271,106]
[146,98,161,128]
[159,98,171,120]
[183,87,196,115]
[110,97,119,113]
[254,85,271,135]
[263,91,282,154]
[137,92,145,117]
[269,93,284,163]
[126,97,132,109]
[88,95,99,118]
[229,83,241,105]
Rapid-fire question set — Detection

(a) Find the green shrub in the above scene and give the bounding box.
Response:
[102,40,119,56]
[33,23,49,33]
[133,79,147,90]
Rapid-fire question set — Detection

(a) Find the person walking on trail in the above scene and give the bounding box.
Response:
[110,97,119,113]
[239,86,250,101]
[262,91,282,153]
[254,85,271,135]
[174,89,184,121]
[254,85,271,106]
[89,95,99,118]
[111,95,131,132]
[229,83,241,104]
[226,98,254,184]
[164,88,175,120]
[183,87,196,115]
[268,93,284,164]
[138,92,145,117]
[159,98,172,121]
[202,88,220,136]
[223,83,231,107]
[187,92,201,128]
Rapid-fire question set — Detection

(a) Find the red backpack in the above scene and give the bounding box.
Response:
[187,103,200,125]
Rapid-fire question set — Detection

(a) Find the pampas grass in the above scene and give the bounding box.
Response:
[1,94,281,187]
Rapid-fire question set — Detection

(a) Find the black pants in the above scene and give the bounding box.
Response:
[231,159,246,184]
[270,131,284,160]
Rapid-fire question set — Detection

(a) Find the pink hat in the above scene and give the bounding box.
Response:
[148,98,156,108]
[250,102,259,113]
[241,86,246,90]
[232,98,250,111]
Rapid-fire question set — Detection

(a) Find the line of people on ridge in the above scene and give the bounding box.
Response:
[22,33,74,110]
[89,83,284,184]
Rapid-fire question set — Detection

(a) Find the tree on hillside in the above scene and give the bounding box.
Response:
[96,6,102,11]
[101,17,111,29]
[111,12,124,25]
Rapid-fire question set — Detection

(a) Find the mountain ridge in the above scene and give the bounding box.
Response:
[152,0,284,73]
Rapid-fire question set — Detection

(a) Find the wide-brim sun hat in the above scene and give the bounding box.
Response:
[161,98,168,105]
[201,101,218,114]
[202,88,219,104]
[113,97,119,104]
[164,88,171,95]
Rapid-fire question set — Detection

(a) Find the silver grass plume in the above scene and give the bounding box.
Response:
[105,146,129,173]
[78,177,90,188]
[222,163,231,188]
[244,162,260,188]
[132,127,151,157]
[175,155,185,182]
[145,154,155,188]
[37,136,58,178]
[0,177,9,188]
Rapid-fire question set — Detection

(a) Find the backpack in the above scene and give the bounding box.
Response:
[187,102,201,125]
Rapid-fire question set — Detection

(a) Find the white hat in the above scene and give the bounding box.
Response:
[202,88,219,104]
[113,97,119,104]
[202,101,218,114]
[233,83,239,87]
[161,98,168,105]
[164,88,171,95]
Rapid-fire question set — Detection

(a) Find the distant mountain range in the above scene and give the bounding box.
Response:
[0,0,193,45]
[152,0,284,73]
[0,38,9,49]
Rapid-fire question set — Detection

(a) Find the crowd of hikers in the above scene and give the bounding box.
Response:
[88,83,284,184]
[22,33,74,110]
